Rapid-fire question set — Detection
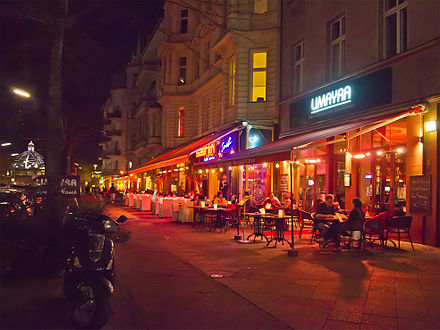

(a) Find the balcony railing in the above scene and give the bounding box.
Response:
[107,110,121,118]
[106,129,121,136]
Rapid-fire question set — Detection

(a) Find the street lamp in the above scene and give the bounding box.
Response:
[12,88,31,98]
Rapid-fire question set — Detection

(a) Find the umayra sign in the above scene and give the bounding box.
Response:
[310,85,352,114]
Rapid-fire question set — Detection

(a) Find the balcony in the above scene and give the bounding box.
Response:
[107,109,121,118]
[106,128,121,136]
[101,148,121,158]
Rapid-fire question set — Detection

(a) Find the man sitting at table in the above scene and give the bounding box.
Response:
[262,192,281,209]
[315,194,346,248]
[212,191,228,207]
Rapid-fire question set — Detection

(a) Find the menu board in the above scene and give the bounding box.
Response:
[409,175,431,215]
[280,174,289,193]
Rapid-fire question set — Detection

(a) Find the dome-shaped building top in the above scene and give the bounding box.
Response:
[12,141,45,170]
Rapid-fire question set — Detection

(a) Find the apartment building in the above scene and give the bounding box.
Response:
[278,0,439,245]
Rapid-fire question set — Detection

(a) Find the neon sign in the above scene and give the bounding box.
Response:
[249,135,259,149]
[220,136,234,153]
[196,141,216,158]
[311,85,352,114]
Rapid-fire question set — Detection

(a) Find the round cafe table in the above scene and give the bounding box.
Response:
[262,215,292,248]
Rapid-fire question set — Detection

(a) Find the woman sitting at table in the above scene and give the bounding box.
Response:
[262,192,281,209]
[211,191,228,208]
[337,198,365,236]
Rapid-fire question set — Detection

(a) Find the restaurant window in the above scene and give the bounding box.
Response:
[177,108,185,137]
[384,0,407,58]
[251,51,267,102]
[290,41,304,95]
[178,57,187,85]
[329,15,346,80]
[180,9,188,34]
[228,56,236,106]
[254,0,268,14]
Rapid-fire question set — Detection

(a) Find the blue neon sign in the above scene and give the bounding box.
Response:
[249,135,259,149]
[220,136,234,153]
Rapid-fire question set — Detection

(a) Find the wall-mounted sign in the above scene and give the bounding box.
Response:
[196,141,216,158]
[289,67,392,129]
[311,85,352,114]
[365,174,373,179]
[409,175,431,214]
[248,128,272,149]
[220,136,234,153]
[344,173,351,187]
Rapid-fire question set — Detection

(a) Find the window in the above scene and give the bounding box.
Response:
[251,51,267,102]
[291,41,304,95]
[202,98,209,131]
[180,9,188,33]
[114,160,119,170]
[254,0,267,14]
[329,16,346,80]
[384,0,407,58]
[177,108,185,137]
[228,56,236,106]
[178,57,186,85]
[152,113,157,136]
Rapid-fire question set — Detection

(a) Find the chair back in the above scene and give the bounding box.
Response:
[298,209,313,220]
[387,216,412,229]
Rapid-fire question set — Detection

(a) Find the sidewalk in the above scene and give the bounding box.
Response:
[109,206,440,329]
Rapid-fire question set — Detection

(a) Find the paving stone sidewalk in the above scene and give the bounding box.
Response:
[108,206,440,329]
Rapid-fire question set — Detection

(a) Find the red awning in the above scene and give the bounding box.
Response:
[129,124,243,174]
[195,109,422,168]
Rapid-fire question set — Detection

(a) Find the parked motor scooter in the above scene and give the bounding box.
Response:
[62,210,127,329]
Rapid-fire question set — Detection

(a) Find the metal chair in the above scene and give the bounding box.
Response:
[298,210,315,242]
[386,216,414,252]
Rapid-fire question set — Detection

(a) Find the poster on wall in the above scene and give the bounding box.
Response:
[280,174,289,193]
[409,175,431,215]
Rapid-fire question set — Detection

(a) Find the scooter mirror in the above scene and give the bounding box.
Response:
[116,215,127,223]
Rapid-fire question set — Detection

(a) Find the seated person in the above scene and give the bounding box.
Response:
[230,195,238,204]
[262,192,281,209]
[338,198,365,235]
[211,191,228,207]
[315,195,347,246]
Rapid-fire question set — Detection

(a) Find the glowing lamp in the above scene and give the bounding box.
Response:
[201,201,205,208]
[425,120,437,132]
[199,170,202,174]
[275,163,280,168]
[259,208,266,215]
[377,150,383,156]
[213,204,218,210]
[396,148,404,153]
[262,163,267,167]
[278,209,284,218]
[228,166,232,170]
[353,154,366,159]
[219,168,223,172]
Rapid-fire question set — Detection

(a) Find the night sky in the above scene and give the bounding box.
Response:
[0,0,163,164]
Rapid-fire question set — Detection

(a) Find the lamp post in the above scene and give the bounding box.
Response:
[287,150,299,257]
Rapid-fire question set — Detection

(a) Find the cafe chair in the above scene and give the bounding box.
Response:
[297,210,315,241]
[386,216,415,252]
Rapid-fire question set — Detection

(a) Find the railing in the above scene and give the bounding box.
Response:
[107,110,122,118]
[106,129,121,136]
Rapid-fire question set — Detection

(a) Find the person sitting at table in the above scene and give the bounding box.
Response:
[262,192,281,209]
[230,194,238,204]
[337,198,365,240]
[315,194,345,248]
[211,191,228,207]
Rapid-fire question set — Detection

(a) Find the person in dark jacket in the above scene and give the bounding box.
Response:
[338,198,365,234]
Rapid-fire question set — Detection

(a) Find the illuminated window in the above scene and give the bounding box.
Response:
[384,0,407,58]
[178,57,186,85]
[251,51,267,102]
[180,10,188,33]
[228,56,236,106]
[177,108,185,137]
[329,16,345,80]
[290,41,304,95]
[254,0,267,14]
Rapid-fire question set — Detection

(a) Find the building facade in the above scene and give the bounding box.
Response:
[278,0,439,245]
[100,73,139,178]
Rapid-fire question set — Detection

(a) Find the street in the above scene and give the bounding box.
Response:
[1,205,440,329]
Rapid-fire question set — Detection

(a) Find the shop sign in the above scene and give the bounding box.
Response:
[196,142,216,158]
[32,175,81,197]
[310,85,352,114]
[280,174,289,193]
[289,67,392,129]
[409,175,431,214]
[220,136,234,153]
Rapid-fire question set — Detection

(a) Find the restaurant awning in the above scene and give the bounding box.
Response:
[196,108,423,168]
[128,124,243,174]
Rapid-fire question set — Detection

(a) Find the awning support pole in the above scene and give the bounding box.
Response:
[288,149,299,257]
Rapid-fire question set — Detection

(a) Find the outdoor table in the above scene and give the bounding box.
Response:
[181,199,193,223]
[189,206,206,227]
[245,213,269,242]
[204,207,233,232]
[128,194,135,207]
[140,194,151,211]
[263,215,292,248]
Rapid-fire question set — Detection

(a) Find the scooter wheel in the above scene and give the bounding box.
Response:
[71,284,110,329]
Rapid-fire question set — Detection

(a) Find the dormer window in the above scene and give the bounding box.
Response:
[180,9,188,33]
